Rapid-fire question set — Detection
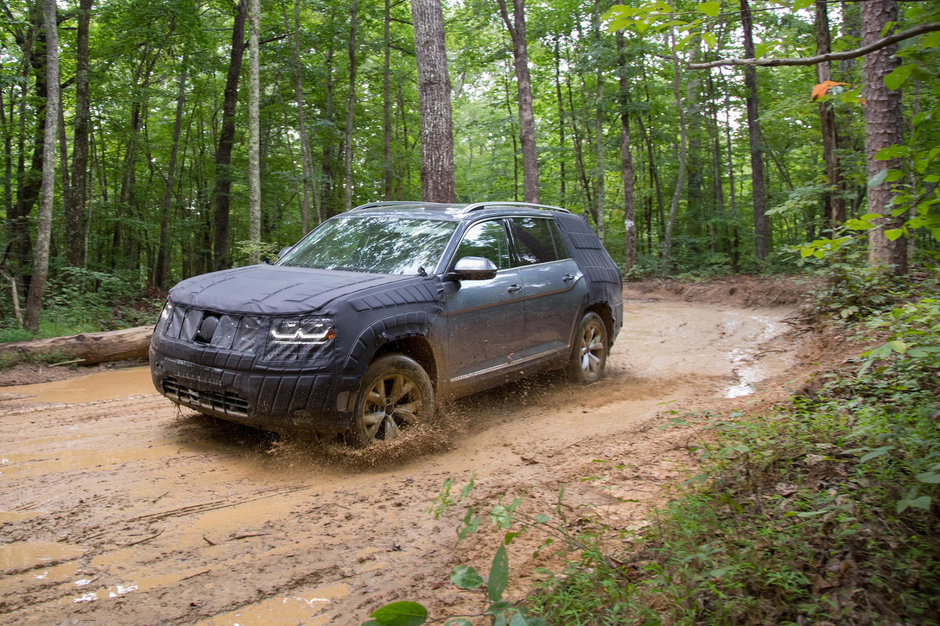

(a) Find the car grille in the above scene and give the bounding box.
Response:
[162,377,249,417]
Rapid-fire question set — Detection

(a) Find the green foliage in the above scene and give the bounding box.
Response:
[525,277,940,624]
[368,476,545,625]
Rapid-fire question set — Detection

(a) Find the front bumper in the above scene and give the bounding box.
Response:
[150,345,357,434]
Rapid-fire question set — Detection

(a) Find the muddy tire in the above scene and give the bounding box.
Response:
[349,355,433,447]
[568,311,608,384]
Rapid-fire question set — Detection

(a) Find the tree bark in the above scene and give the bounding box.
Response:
[65,0,93,268]
[411,0,456,203]
[212,0,247,270]
[497,0,539,203]
[23,0,59,333]
[739,0,770,260]
[861,0,906,274]
[593,0,605,243]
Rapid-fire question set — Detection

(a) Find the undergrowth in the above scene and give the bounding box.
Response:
[526,271,939,624]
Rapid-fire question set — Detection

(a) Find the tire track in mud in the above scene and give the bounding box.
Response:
[0,298,804,624]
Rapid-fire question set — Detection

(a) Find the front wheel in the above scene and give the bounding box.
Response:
[349,355,433,447]
[569,311,608,384]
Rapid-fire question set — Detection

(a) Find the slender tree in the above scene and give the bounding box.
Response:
[23,0,59,332]
[248,0,260,261]
[212,0,247,270]
[739,0,770,260]
[411,0,456,203]
[497,0,539,203]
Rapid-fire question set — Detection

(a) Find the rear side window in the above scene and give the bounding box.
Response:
[508,217,568,265]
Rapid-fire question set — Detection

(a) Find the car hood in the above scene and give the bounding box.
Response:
[168,264,420,315]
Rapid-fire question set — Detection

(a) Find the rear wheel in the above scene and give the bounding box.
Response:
[349,355,433,447]
[569,311,608,384]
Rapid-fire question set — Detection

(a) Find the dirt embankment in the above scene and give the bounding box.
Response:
[0,278,853,624]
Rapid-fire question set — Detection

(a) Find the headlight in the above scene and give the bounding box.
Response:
[269,318,335,345]
[264,317,335,361]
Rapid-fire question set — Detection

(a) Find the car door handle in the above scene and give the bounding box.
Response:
[563,274,575,282]
[507,284,522,294]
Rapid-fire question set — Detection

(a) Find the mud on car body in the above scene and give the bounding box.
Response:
[150,201,623,446]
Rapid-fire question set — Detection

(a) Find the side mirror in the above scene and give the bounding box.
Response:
[450,256,498,281]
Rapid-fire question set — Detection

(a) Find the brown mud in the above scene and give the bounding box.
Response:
[0,278,848,624]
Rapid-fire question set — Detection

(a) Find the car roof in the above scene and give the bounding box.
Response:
[347,201,572,221]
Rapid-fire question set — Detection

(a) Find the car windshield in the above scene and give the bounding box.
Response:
[278,215,457,275]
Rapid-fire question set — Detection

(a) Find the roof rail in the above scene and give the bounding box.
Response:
[461,201,571,214]
[350,201,420,212]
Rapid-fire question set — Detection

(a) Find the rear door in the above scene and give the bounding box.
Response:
[507,216,586,358]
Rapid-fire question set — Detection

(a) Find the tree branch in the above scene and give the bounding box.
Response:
[688,21,940,70]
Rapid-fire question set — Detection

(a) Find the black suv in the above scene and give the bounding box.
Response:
[150,202,622,446]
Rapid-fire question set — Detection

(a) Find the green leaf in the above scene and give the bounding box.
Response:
[703,32,717,49]
[884,228,905,241]
[860,446,892,463]
[451,565,484,590]
[535,513,550,524]
[488,545,510,602]
[368,601,428,626]
[884,64,914,90]
[697,2,720,17]
[885,169,905,183]
[444,620,474,626]
[867,169,889,188]
[897,495,932,513]
[793,0,813,8]
[845,218,875,230]
[916,471,940,484]
[876,144,910,160]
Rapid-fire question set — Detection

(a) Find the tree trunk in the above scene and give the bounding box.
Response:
[497,0,539,203]
[411,0,456,203]
[0,326,153,365]
[617,32,636,272]
[248,0,261,259]
[212,0,247,270]
[815,0,846,230]
[23,0,59,333]
[383,0,393,200]
[661,20,687,275]
[740,0,771,260]
[553,36,567,206]
[66,0,93,268]
[593,0,605,243]
[861,0,906,274]
[344,0,358,212]
[155,59,188,289]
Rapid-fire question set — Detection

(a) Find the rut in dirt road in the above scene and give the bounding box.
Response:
[0,294,802,624]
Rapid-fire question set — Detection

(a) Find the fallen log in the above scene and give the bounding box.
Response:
[0,325,154,365]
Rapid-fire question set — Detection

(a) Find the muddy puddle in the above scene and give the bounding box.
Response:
[0,366,155,404]
[0,296,802,624]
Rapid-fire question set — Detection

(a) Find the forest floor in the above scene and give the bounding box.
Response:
[0,276,858,624]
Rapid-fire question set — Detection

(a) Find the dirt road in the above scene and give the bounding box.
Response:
[0,283,809,624]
